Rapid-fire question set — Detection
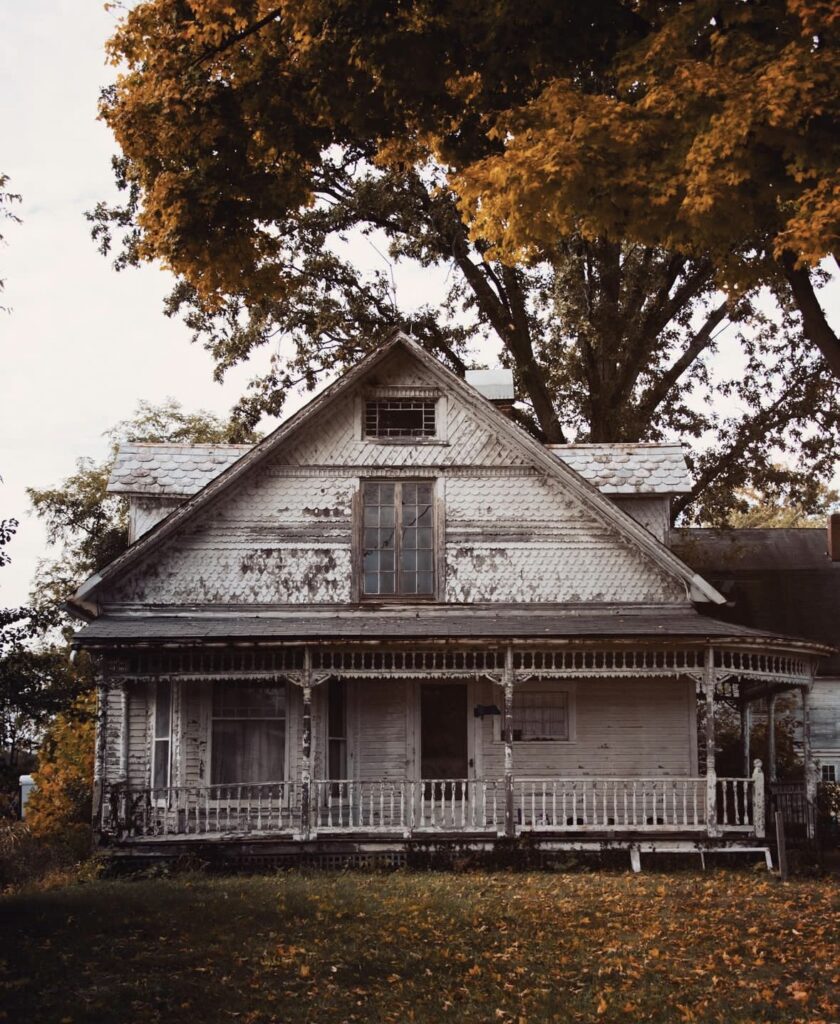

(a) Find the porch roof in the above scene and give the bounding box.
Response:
[72,604,830,654]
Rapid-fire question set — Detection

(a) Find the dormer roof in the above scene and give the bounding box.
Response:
[547,443,692,496]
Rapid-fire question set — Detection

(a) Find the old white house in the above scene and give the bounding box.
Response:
[68,335,829,866]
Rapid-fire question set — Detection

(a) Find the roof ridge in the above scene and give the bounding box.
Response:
[118,441,253,449]
[547,442,684,450]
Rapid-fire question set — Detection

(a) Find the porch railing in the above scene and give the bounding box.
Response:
[514,777,759,832]
[102,774,763,839]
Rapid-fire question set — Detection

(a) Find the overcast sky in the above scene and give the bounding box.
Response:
[1,4,838,611]
[0,2,449,608]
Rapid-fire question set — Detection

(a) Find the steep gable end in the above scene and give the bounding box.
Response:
[75,335,720,612]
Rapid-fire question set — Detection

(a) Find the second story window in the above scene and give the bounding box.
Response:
[362,481,435,597]
[364,398,436,439]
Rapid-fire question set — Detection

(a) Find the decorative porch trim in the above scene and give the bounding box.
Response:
[99,641,817,689]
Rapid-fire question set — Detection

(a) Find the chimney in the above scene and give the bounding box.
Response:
[829,513,840,561]
[465,368,515,419]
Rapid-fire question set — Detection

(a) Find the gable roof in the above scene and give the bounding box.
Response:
[69,334,724,614]
[548,444,691,496]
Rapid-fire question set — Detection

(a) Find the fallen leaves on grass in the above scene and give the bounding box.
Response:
[0,872,838,1024]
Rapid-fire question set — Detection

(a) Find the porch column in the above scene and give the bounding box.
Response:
[740,698,752,779]
[704,649,718,838]
[299,650,313,839]
[92,678,107,833]
[752,759,765,838]
[766,693,777,784]
[801,686,816,840]
[503,646,515,839]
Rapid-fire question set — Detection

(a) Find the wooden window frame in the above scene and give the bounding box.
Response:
[357,478,442,602]
[151,679,172,792]
[495,682,577,744]
[357,388,448,446]
[208,681,288,787]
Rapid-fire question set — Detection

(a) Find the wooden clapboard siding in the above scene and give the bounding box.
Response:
[479,678,696,778]
[354,679,409,782]
[102,687,126,785]
[127,682,150,787]
[811,677,840,761]
[180,684,208,786]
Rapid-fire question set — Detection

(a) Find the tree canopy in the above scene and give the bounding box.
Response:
[92,0,840,523]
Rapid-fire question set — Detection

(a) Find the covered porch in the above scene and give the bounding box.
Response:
[87,623,824,851]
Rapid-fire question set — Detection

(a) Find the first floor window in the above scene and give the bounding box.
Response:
[822,763,837,783]
[511,687,570,742]
[211,682,286,785]
[152,680,172,790]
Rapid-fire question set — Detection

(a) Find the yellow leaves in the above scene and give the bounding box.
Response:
[595,993,608,1014]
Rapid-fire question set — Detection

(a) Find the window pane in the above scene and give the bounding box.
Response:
[155,680,171,738]
[211,720,285,784]
[362,479,435,597]
[212,682,286,719]
[364,400,436,438]
[512,691,568,741]
[153,739,170,790]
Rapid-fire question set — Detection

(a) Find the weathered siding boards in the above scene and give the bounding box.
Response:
[478,677,696,779]
[101,353,683,607]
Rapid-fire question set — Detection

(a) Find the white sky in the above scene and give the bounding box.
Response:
[0,3,837,609]
[0,2,450,608]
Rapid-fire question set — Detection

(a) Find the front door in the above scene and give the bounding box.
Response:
[420,683,468,780]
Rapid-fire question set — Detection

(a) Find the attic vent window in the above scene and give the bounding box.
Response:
[365,398,436,439]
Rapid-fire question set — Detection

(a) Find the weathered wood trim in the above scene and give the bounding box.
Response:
[93,679,107,831]
[752,759,765,838]
[265,465,539,478]
[766,694,777,783]
[741,700,752,779]
[801,686,817,840]
[435,476,446,603]
[704,649,718,838]
[504,646,515,838]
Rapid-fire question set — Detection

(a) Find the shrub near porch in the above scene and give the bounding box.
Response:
[1,872,838,1024]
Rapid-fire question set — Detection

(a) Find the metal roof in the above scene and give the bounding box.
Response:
[549,443,692,495]
[73,605,800,647]
[108,443,250,497]
[465,368,515,402]
[673,528,840,674]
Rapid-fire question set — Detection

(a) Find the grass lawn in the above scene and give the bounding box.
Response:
[0,870,838,1024]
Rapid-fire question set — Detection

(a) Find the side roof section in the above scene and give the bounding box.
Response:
[69,334,723,615]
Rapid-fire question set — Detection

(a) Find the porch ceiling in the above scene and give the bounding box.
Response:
[73,604,831,656]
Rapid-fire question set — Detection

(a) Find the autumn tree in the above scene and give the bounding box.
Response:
[25,692,96,839]
[92,1,840,523]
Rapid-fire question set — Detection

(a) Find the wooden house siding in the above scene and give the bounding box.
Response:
[101,352,684,607]
[477,678,696,779]
[116,675,698,790]
[127,682,151,788]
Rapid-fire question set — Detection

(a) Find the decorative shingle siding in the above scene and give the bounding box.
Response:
[100,353,685,607]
